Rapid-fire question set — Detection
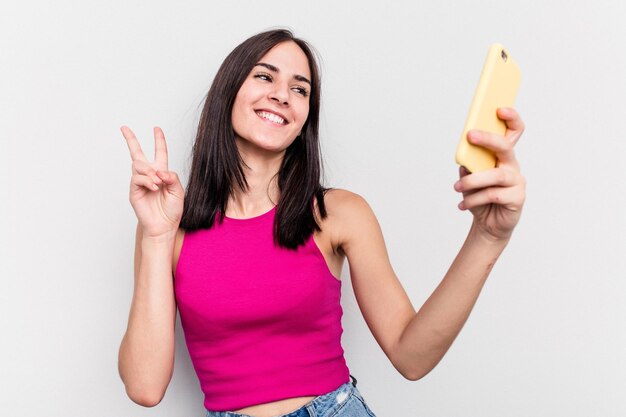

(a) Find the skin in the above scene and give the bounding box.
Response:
[118,40,526,417]
[227,40,312,217]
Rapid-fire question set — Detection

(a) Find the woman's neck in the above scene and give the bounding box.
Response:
[227,144,282,218]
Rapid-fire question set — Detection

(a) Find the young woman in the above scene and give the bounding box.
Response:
[118,29,526,417]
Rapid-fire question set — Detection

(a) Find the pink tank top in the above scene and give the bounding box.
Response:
[174,205,350,411]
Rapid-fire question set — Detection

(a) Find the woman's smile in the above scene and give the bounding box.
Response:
[255,109,288,126]
[231,40,311,151]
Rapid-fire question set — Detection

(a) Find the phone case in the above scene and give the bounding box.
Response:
[455,43,522,173]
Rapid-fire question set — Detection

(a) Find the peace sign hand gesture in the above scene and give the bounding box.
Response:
[121,126,185,239]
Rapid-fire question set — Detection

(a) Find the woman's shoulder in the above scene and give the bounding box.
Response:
[321,187,373,218]
[318,188,376,248]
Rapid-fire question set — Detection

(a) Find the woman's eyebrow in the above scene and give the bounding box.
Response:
[255,62,311,86]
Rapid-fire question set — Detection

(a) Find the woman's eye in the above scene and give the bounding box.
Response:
[254,73,308,97]
[292,86,309,97]
[254,72,272,81]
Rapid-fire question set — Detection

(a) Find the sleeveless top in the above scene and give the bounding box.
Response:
[174,205,351,411]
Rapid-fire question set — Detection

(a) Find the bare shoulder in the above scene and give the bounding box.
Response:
[172,228,185,277]
[321,188,372,221]
[319,188,376,253]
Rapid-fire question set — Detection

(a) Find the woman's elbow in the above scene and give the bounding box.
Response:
[402,368,432,382]
[395,360,436,382]
[124,384,166,407]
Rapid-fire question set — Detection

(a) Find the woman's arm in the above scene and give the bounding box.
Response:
[338,108,525,381]
[392,225,508,380]
[117,126,184,406]
[117,223,177,406]
[397,108,526,379]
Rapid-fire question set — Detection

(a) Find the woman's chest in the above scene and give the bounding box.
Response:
[173,225,343,333]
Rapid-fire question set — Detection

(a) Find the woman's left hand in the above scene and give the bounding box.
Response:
[454,107,526,242]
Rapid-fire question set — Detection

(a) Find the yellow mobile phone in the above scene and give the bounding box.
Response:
[455,43,521,173]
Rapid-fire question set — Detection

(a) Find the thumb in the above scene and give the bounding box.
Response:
[156,170,180,187]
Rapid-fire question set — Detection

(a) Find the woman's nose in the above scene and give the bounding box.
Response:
[269,81,289,105]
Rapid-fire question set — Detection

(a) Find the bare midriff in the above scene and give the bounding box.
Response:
[232,395,317,417]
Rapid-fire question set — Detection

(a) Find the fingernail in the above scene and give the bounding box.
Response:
[454,181,462,191]
[458,201,466,210]
[468,130,479,141]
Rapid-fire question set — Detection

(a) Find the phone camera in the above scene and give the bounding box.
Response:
[501,49,508,62]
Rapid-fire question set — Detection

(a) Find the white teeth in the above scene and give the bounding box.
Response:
[256,111,286,125]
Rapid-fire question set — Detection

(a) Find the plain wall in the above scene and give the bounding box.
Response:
[1,1,625,416]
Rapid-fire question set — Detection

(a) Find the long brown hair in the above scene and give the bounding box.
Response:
[179,29,331,249]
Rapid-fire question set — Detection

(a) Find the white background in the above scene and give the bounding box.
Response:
[1,1,625,416]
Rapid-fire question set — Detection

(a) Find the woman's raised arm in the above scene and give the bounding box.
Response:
[117,126,185,406]
[335,108,526,381]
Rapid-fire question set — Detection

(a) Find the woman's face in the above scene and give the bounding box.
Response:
[231,41,311,153]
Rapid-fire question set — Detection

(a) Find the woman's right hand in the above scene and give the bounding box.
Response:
[121,126,185,239]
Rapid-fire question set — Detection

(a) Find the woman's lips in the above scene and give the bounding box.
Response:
[255,110,288,125]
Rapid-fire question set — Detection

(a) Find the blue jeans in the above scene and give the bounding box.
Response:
[206,375,377,417]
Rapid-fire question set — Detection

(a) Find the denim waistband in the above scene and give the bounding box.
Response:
[206,374,360,417]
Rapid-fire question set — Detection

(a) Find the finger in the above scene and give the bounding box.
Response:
[456,166,480,199]
[454,167,520,194]
[156,169,179,185]
[467,130,518,167]
[497,107,525,144]
[120,126,148,162]
[153,126,169,171]
[132,160,163,185]
[460,185,523,211]
[156,170,183,196]
[131,173,160,192]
